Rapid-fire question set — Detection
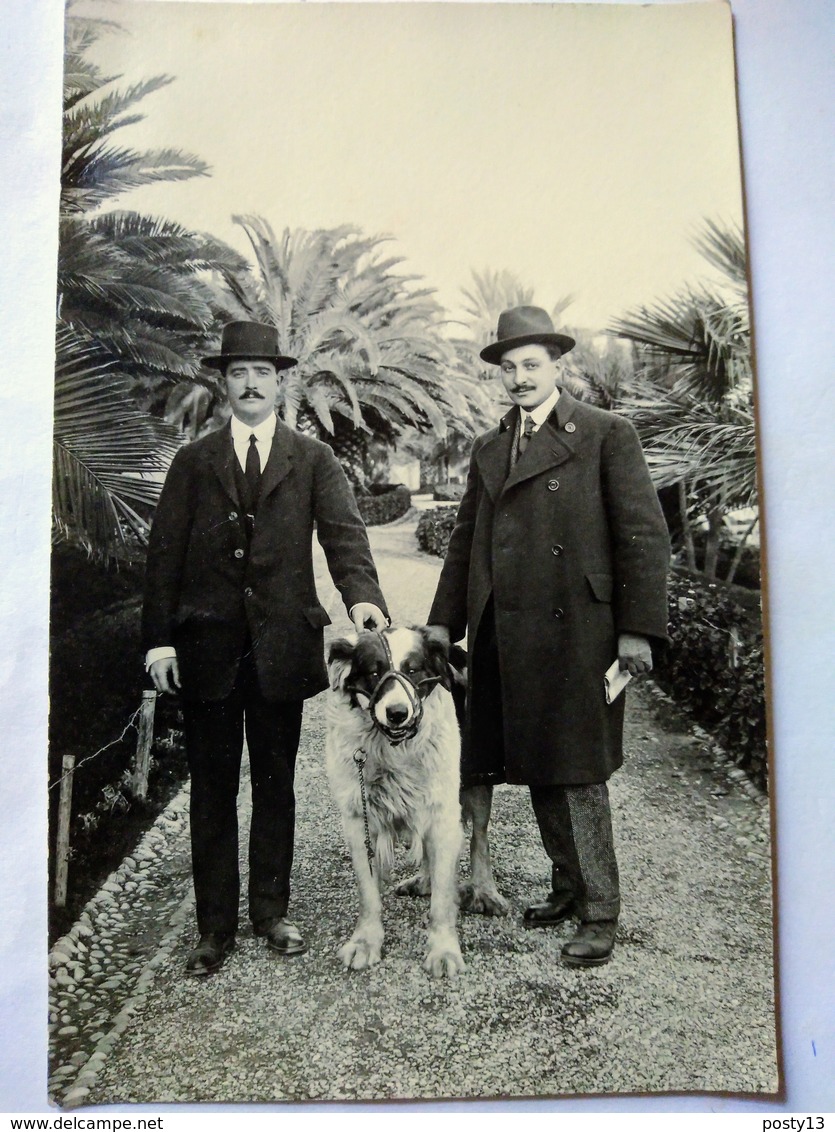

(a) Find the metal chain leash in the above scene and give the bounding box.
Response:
[352,747,375,873]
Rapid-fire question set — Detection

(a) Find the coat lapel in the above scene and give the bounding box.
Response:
[502,390,578,492]
[475,411,515,502]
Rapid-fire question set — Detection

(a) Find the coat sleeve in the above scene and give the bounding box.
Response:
[141,446,194,654]
[427,441,481,641]
[601,415,671,643]
[312,445,389,619]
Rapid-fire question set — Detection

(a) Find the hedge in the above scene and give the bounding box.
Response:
[432,482,465,502]
[655,571,767,788]
[416,506,457,557]
[415,511,768,789]
[358,484,412,526]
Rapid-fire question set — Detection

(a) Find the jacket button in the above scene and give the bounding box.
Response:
[553,607,565,619]
[552,544,564,556]
[564,421,576,433]
[229,511,238,521]
[547,479,560,491]
[244,586,253,598]
[234,548,244,559]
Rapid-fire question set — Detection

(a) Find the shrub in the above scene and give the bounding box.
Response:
[358,484,411,525]
[416,507,457,558]
[432,482,465,502]
[655,570,767,788]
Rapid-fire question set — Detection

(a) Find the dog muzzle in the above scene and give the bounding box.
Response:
[349,633,442,745]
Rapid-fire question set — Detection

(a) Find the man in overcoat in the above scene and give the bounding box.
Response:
[143,320,388,976]
[428,306,670,966]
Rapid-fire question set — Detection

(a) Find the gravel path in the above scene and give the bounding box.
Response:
[48,514,777,1106]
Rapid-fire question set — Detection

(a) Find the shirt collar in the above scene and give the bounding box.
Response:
[230,411,277,444]
[523,387,560,429]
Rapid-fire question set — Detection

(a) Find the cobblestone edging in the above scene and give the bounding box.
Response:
[48,784,194,1109]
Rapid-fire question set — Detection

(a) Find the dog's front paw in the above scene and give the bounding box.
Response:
[395,872,432,898]
[338,936,382,971]
[424,939,466,979]
[459,882,509,917]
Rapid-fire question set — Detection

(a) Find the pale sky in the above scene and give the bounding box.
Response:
[73,0,745,332]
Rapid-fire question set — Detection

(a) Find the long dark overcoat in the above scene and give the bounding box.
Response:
[428,390,670,786]
[142,418,387,702]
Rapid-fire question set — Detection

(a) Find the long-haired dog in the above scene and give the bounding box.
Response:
[325,626,466,977]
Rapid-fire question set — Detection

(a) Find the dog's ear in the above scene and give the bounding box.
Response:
[327,635,356,691]
[420,625,452,690]
[447,643,468,689]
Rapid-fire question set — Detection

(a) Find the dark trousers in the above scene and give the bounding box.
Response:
[468,601,620,923]
[181,655,303,936]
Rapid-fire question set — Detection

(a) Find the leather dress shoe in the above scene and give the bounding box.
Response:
[254,917,308,956]
[560,919,617,967]
[523,892,577,928]
[184,932,235,977]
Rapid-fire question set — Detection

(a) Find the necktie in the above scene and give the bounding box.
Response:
[518,413,535,458]
[245,434,261,502]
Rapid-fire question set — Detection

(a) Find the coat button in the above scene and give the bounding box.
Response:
[234,548,244,559]
[229,511,238,521]
[553,608,565,619]
[547,479,560,491]
[551,544,564,556]
[244,586,253,598]
[564,421,576,433]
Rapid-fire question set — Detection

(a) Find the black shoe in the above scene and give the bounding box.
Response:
[560,920,617,967]
[523,892,577,928]
[184,932,235,977]
[253,917,308,956]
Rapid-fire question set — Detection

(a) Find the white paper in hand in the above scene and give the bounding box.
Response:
[604,659,632,704]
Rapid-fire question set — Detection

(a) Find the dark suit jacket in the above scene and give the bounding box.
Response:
[142,418,387,702]
[428,391,670,785]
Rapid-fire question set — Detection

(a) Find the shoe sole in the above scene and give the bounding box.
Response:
[184,942,235,977]
[523,910,575,929]
[266,940,309,956]
[560,951,613,967]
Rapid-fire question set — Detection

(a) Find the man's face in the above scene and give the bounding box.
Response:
[224,359,280,426]
[498,343,561,411]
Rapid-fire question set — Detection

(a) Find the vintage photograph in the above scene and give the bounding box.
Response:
[47,0,778,1106]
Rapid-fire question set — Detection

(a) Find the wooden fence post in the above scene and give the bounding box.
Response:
[132,690,157,801]
[54,753,76,908]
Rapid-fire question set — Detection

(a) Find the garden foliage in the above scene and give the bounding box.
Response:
[357,485,412,526]
[416,507,457,557]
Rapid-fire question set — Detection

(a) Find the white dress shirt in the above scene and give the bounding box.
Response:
[520,386,560,436]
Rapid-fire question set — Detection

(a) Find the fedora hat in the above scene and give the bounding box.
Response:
[202,321,297,371]
[479,306,575,365]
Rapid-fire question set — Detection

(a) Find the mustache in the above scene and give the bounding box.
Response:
[239,390,265,399]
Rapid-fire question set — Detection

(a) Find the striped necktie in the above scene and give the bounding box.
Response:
[518,413,535,458]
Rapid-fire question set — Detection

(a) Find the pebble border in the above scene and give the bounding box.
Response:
[48,784,194,1109]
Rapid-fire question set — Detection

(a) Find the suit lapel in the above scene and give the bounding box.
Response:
[206,423,241,507]
[258,417,293,502]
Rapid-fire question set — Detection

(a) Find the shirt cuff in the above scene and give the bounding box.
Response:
[146,646,177,671]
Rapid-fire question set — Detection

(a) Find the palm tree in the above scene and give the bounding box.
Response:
[611,221,756,582]
[55,13,244,556]
[215,217,487,486]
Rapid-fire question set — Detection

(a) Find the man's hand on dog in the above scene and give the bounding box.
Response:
[149,656,181,694]
[617,632,653,677]
[351,602,388,633]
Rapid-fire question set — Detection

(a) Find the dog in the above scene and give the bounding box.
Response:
[326,625,499,977]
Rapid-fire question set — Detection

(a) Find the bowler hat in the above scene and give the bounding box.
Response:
[202,321,297,371]
[480,306,575,365]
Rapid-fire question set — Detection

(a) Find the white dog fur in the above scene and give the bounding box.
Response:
[325,627,466,978]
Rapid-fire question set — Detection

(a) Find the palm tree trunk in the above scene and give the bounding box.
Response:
[725,512,759,585]
[703,506,724,579]
[679,480,697,571]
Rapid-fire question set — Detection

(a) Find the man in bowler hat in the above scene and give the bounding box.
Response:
[143,320,388,975]
[428,306,670,966]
